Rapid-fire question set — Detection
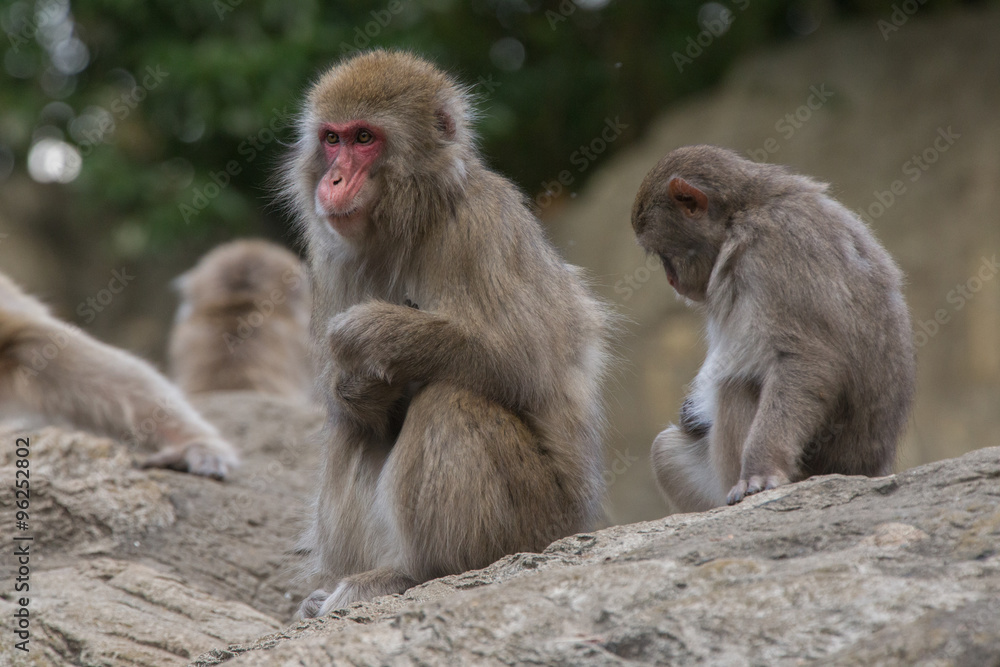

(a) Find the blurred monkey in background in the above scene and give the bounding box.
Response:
[0,272,239,479]
[168,239,313,401]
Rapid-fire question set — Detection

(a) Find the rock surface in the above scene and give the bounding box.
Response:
[193,445,1000,666]
[0,392,324,666]
[3,394,997,666]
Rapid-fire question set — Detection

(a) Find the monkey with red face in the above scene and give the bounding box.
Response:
[281,51,610,617]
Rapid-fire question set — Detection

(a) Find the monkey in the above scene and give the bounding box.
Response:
[279,50,610,617]
[631,145,916,512]
[168,239,313,401]
[0,272,239,479]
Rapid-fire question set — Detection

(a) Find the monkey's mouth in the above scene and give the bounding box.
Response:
[326,207,359,221]
[325,208,361,227]
[659,254,679,290]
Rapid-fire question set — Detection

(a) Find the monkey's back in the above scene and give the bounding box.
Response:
[730,189,915,477]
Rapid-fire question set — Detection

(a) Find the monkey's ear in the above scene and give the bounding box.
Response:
[434,107,458,142]
[170,272,190,295]
[667,177,709,217]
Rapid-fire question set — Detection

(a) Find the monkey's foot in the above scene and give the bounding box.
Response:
[300,569,419,618]
[297,589,330,619]
[141,437,240,480]
[726,472,790,505]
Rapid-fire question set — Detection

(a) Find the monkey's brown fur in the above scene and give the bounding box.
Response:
[168,239,312,400]
[0,272,239,478]
[632,145,915,511]
[282,50,609,616]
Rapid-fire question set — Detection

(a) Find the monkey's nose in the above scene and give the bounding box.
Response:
[333,177,343,185]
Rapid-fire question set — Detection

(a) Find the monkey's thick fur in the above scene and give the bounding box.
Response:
[0,272,239,478]
[283,51,610,617]
[632,145,916,511]
[169,239,313,400]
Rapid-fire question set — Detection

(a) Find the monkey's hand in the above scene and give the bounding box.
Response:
[725,470,791,505]
[141,435,240,481]
[332,371,408,437]
[327,301,458,385]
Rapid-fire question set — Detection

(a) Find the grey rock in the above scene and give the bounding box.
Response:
[193,445,1000,666]
[0,392,324,666]
[0,559,280,666]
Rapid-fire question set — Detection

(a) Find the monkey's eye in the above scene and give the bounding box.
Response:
[324,131,339,145]
[356,129,374,144]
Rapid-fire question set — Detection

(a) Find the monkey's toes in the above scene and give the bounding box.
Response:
[727,473,789,505]
[142,440,239,480]
[297,589,330,619]
[726,480,749,505]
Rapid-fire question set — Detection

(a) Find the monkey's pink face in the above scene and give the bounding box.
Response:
[314,122,384,239]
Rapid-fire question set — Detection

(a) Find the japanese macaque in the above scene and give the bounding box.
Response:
[282,50,609,617]
[0,272,239,479]
[168,239,313,400]
[632,145,915,511]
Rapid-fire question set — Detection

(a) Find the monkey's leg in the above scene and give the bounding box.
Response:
[651,426,727,512]
[726,361,837,504]
[310,568,419,617]
[0,316,238,479]
[710,377,761,494]
[305,382,567,617]
[390,383,570,577]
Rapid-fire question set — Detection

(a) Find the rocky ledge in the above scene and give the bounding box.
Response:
[199,444,1000,666]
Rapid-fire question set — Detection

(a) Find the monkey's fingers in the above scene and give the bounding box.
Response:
[141,439,239,481]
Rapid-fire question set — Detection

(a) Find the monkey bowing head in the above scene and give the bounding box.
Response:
[632,169,721,302]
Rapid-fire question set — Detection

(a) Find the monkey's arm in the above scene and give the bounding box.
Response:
[327,301,525,409]
[725,354,840,504]
[0,315,239,479]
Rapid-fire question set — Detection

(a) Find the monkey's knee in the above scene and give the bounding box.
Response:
[389,384,557,577]
[651,426,725,513]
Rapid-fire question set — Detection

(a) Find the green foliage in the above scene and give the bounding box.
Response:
[0,0,933,252]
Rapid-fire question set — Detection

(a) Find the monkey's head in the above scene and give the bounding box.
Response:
[173,239,309,325]
[631,145,759,302]
[286,50,474,250]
